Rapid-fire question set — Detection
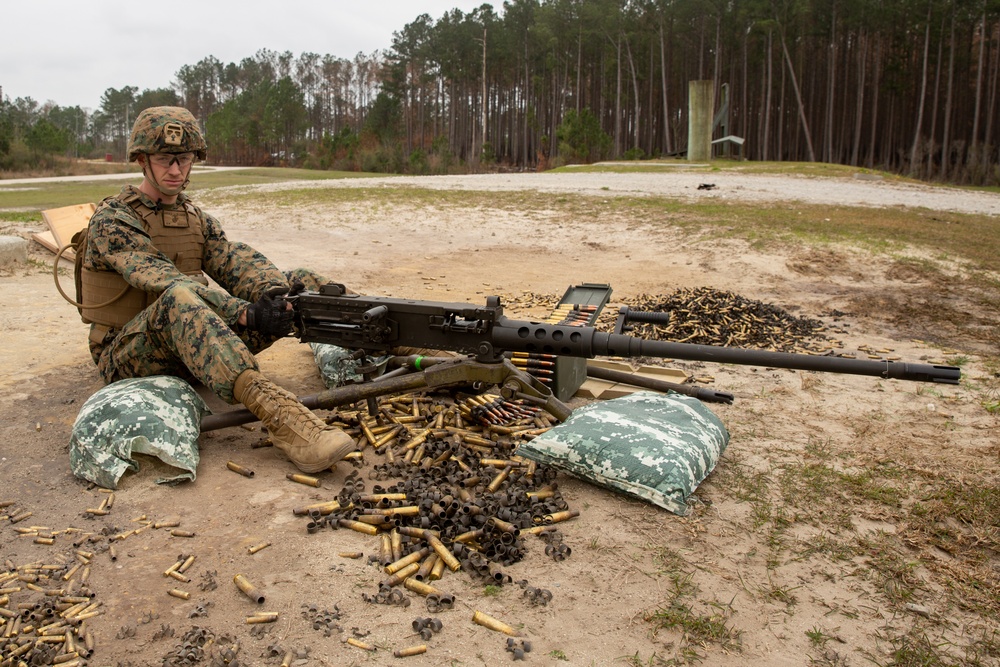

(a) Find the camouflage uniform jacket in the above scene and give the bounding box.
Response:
[84,184,287,361]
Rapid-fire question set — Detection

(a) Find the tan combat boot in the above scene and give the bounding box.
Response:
[234,370,354,473]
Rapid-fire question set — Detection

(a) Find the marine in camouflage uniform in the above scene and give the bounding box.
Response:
[79,106,353,473]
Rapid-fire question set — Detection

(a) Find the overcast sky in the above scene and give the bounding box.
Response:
[2,0,494,112]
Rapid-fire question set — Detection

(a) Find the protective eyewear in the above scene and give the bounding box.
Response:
[149,153,197,168]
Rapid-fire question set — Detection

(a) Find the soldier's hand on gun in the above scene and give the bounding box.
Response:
[242,286,294,337]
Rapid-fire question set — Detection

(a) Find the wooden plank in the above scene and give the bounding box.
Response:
[40,202,95,250]
[576,360,688,399]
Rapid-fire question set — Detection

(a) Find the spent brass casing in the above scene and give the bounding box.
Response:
[338,551,364,559]
[471,610,520,636]
[233,574,265,604]
[381,561,419,587]
[425,534,461,572]
[177,555,196,573]
[429,556,446,581]
[543,509,580,524]
[286,473,321,487]
[453,528,484,544]
[346,637,376,651]
[385,547,430,574]
[246,612,278,624]
[373,425,404,450]
[402,577,444,597]
[337,519,379,536]
[226,461,255,478]
[167,589,190,600]
[393,644,428,658]
[360,421,378,446]
[248,541,271,555]
[487,517,519,535]
[356,514,394,529]
[357,493,408,503]
[397,526,434,540]
[385,529,401,562]
[479,458,524,468]
[463,434,495,448]
[414,553,438,581]
[486,465,513,493]
[163,558,184,577]
[378,533,393,565]
[170,530,195,538]
[292,500,342,516]
[167,570,190,583]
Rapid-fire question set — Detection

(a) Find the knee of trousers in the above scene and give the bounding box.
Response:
[150,283,229,335]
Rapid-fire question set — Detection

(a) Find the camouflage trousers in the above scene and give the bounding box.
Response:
[93,282,274,404]
[93,269,328,403]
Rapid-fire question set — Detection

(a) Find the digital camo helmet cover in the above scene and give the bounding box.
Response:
[127,106,207,162]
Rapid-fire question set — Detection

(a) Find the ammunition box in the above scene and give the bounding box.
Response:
[546,283,613,400]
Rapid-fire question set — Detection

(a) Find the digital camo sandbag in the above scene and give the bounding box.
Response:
[516,391,729,515]
[311,342,389,388]
[69,376,210,489]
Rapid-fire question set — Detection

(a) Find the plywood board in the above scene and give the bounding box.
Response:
[30,230,61,255]
[576,360,689,399]
[40,202,96,250]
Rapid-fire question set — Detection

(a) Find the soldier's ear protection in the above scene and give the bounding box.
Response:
[163,122,184,147]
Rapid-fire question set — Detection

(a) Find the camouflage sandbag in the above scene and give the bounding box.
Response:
[516,391,729,515]
[311,342,389,388]
[69,376,210,489]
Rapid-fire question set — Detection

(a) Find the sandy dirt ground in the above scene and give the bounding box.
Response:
[1,169,998,667]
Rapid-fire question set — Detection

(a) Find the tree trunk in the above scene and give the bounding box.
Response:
[764,29,773,161]
[909,1,933,175]
[779,28,817,162]
[969,3,987,170]
[939,4,956,180]
[851,29,867,167]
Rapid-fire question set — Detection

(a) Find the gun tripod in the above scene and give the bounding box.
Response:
[200,355,570,433]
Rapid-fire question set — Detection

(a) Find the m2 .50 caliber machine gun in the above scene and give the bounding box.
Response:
[200,283,961,431]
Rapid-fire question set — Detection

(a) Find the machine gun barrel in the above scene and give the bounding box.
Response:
[491,320,960,384]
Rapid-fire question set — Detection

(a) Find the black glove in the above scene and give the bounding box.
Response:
[243,286,294,338]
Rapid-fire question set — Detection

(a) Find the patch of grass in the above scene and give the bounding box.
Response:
[870,628,959,667]
[806,626,834,647]
[482,584,502,597]
[548,649,569,660]
[645,601,742,653]
[0,211,43,223]
[855,532,924,606]
[644,571,742,662]
[650,546,689,575]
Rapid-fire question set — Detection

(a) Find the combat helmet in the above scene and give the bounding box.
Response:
[127,106,207,162]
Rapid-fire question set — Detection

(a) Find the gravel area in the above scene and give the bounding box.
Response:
[250,168,1000,216]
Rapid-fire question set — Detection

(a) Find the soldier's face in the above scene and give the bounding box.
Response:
[141,153,193,196]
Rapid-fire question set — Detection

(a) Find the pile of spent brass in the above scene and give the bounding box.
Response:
[0,509,99,667]
[1,495,203,666]
[297,391,575,620]
[598,286,838,354]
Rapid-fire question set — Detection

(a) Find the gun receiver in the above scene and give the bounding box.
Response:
[293,283,960,385]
